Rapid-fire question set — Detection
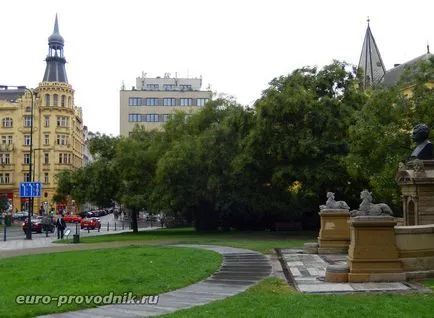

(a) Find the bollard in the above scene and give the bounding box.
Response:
[114,222,117,231]
[122,221,124,230]
[46,226,48,237]
[3,223,6,241]
[107,222,109,231]
[88,226,90,233]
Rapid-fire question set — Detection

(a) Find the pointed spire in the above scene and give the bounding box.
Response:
[48,14,64,48]
[43,15,68,83]
[53,14,60,34]
[358,19,386,88]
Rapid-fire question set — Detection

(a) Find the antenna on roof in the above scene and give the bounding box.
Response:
[428,42,430,54]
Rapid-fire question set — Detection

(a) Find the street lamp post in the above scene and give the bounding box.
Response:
[0,85,34,239]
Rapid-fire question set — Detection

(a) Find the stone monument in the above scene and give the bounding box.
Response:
[396,123,434,225]
[317,192,351,254]
[346,190,404,282]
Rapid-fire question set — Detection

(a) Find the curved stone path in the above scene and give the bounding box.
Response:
[39,244,272,317]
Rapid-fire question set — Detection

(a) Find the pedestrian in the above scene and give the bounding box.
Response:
[56,213,66,239]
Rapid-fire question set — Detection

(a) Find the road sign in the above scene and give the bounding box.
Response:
[19,182,42,197]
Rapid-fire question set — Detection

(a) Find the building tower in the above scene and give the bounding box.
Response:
[0,15,84,214]
[358,18,386,88]
[34,15,84,214]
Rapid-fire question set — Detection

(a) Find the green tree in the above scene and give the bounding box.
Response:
[243,61,367,224]
[347,57,434,210]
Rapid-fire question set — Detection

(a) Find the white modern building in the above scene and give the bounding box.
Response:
[120,73,212,136]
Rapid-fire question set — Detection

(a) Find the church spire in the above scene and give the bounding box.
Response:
[358,18,386,88]
[43,14,68,83]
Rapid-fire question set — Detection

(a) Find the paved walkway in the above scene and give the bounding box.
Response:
[38,245,272,318]
[0,226,160,253]
[280,249,423,293]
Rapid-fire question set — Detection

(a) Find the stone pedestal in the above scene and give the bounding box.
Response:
[347,216,405,282]
[317,209,350,254]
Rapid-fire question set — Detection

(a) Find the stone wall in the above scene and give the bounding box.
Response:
[395,224,434,279]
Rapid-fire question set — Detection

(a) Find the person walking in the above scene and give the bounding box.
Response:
[56,213,66,239]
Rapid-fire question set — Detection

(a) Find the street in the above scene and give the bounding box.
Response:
[1,214,157,242]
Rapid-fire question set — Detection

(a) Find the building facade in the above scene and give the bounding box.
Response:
[120,73,212,135]
[0,16,84,213]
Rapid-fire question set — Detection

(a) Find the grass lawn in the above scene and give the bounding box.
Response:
[0,245,221,318]
[65,228,317,253]
[162,277,434,318]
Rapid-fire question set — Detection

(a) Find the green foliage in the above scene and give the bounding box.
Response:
[347,57,434,210]
[55,58,433,231]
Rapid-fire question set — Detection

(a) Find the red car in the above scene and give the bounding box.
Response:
[80,217,101,230]
[22,217,55,234]
[63,215,82,223]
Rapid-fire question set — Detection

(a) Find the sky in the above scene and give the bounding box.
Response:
[1,0,433,136]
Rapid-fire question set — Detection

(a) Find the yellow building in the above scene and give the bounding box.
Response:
[0,16,83,214]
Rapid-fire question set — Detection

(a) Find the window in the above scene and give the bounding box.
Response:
[146,98,158,106]
[24,172,30,182]
[53,94,58,106]
[196,98,209,106]
[44,116,50,127]
[68,154,72,164]
[44,172,49,184]
[68,96,71,107]
[145,84,159,91]
[24,153,30,164]
[146,114,158,122]
[180,98,192,106]
[58,153,62,164]
[56,135,68,146]
[0,173,10,184]
[2,117,13,128]
[44,152,49,164]
[163,84,175,91]
[24,135,31,145]
[24,116,32,128]
[45,94,50,107]
[1,136,5,144]
[180,84,192,91]
[61,95,66,107]
[56,116,69,127]
[163,98,176,106]
[7,136,12,144]
[44,134,49,145]
[128,97,142,106]
[0,153,10,165]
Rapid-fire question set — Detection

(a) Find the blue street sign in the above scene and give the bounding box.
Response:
[19,182,42,197]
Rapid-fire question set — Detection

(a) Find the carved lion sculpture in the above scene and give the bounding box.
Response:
[350,189,393,216]
[319,192,350,210]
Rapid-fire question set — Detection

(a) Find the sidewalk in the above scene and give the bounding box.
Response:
[0,226,160,254]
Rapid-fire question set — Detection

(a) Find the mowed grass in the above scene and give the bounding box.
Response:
[68,228,317,253]
[0,245,222,318]
[162,277,434,318]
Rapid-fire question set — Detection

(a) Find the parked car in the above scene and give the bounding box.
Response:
[80,217,101,230]
[79,211,94,218]
[22,216,55,234]
[63,215,82,223]
[14,211,29,221]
